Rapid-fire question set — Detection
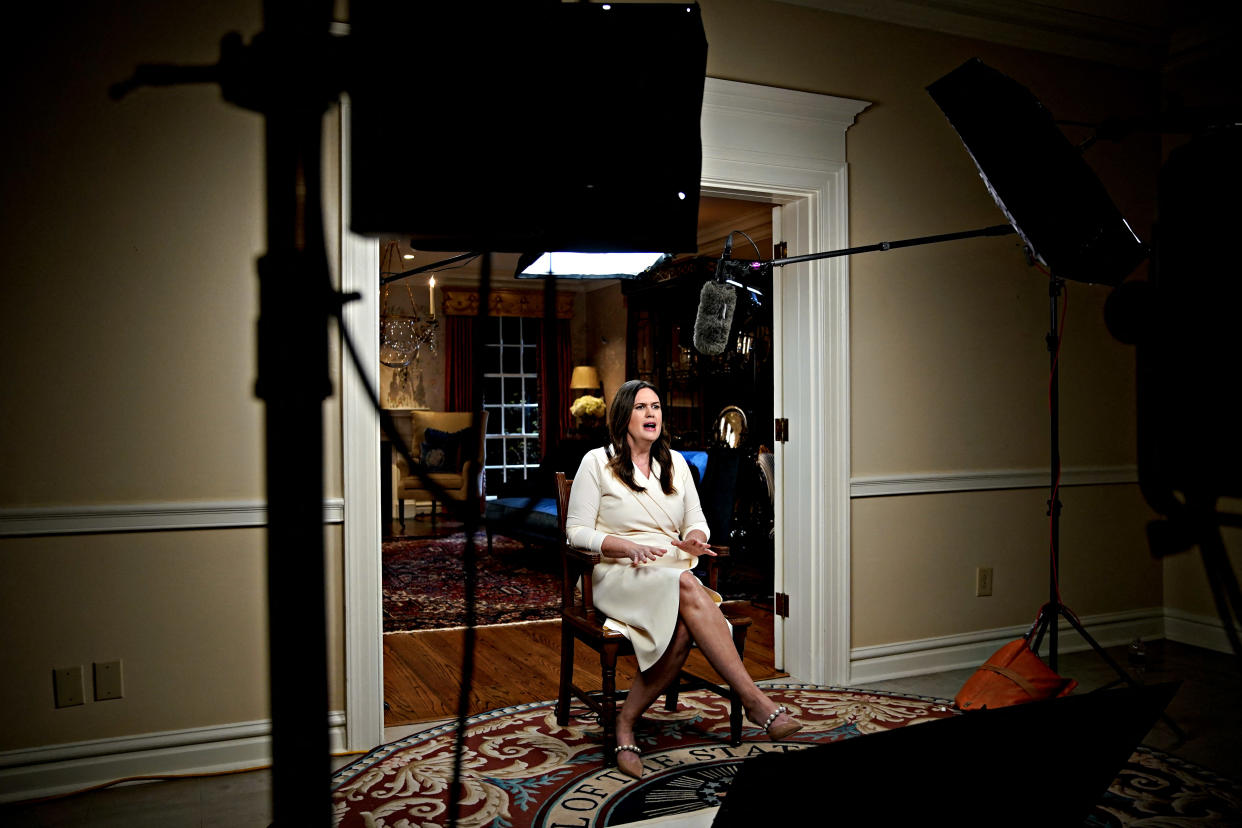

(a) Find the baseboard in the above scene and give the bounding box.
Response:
[1164,608,1241,655]
[847,607,1165,686]
[0,711,346,804]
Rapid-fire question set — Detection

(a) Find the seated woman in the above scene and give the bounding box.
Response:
[565,379,801,779]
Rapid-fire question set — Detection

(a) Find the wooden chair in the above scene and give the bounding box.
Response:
[553,471,753,765]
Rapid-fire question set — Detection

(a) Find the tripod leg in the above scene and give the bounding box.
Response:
[1198,523,1242,669]
[1059,608,1187,743]
[1058,609,1136,686]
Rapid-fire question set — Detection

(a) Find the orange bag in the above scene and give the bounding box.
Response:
[955,636,1077,711]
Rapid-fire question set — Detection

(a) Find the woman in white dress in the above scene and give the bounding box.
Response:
[565,380,802,778]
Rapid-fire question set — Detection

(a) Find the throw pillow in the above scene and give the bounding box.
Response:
[421,426,470,472]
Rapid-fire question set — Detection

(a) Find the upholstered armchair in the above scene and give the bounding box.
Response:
[392,410,488,530]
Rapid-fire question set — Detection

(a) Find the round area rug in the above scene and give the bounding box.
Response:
[331,685,1241,827]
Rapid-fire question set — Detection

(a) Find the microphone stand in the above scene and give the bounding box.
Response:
[767,223,1015,267]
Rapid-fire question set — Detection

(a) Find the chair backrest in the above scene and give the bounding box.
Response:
[396,410,487,468]
[556,469,598,613]
[554,472,572,535]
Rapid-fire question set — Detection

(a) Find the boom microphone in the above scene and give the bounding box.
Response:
[693,236,737,355]
[693,280,736,355]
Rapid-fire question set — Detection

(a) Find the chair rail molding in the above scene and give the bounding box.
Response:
[0,499,344,537]
[850,465,1139,498]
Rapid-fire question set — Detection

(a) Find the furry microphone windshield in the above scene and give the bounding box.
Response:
[693,280,736,355]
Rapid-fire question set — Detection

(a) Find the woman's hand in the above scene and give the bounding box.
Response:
[624,542,667,567]
[671,534,717,557]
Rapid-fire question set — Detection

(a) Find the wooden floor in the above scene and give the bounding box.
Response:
[383,601,785,726]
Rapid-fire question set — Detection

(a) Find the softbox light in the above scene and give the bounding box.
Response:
[347,2,707,254]
[927,58,1147,286]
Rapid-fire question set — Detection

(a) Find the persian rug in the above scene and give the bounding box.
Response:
[383,532,561,632]
[331,684,1242,827]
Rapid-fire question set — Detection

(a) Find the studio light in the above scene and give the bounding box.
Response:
[517,251,669,280]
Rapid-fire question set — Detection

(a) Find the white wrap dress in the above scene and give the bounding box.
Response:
[564,447,725,672]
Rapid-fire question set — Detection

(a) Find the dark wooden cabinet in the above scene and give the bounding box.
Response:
[622,258,774,451]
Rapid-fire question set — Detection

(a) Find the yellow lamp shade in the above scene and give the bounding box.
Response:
[570,366,601,390]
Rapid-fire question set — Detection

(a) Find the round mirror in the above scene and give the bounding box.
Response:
[713,406,748,448]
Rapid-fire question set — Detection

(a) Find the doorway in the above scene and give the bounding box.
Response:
[340,79,869,750]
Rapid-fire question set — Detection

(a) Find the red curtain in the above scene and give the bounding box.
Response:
[444,315,475,412]
[538,318,573,456]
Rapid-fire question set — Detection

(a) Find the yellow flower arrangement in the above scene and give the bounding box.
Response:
[570,395,606,419]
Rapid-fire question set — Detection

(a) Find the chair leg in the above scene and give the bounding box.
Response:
[728,624,749,746]
[601,643,620,766]
[664,681,681,712]
[728,687,744,746]
[398,498,405,532]
[430,499,437,530]
[556,626,574,727]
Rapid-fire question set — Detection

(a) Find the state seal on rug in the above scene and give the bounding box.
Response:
[332,684,958,827]
[331,684,1242,827]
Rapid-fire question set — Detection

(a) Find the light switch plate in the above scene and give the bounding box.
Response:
[54,666,85,708]
[94,660,124,701]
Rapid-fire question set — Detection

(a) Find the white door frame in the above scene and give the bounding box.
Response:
[340,80,869,750]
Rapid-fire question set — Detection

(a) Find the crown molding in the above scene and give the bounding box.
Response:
[776,0,1170,70]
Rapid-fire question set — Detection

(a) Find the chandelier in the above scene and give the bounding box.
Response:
[380,242,439,368]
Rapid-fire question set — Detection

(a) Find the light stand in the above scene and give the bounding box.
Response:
[111,6,710,826]
[748,220,1185,742]
[1027,277,1129,673]
[732,53,1171,707]
[112,7,344,824]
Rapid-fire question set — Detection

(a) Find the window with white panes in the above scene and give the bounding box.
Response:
[482,316,541,494]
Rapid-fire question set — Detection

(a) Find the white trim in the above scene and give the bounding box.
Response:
[769,205,786,671]
[0,499,344,537]
[335,78,869,731]
[848,608,1164,686]
[1164,607,1242,655]
[850,465,1138,498]
[775,0,1167,70]
[700,78,869,686]
[338,96,385,754]
[0,712,346,804]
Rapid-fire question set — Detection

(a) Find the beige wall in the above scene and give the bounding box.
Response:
[698,0,1167,646]
[585,284,630,403]
[0,0,1224,764]
[0,0,346,755]
[852,487,1162,647]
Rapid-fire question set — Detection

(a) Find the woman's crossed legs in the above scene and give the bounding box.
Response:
[614,570,800,776]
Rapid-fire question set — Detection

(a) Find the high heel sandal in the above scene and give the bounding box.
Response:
[754,705,802,741]
[615,744,643,779]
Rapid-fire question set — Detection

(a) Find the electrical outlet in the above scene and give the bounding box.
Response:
[54,666,85,708]
[976,567,994,597]
[94,660,124,701]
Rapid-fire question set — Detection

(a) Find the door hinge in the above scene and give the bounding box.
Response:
[774,592,790,618]
[774,418,789,443]
[774,241,788,259]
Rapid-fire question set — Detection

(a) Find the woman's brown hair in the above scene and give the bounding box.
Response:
[606,380,676,495]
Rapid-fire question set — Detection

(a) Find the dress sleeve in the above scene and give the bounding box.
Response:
[675,452,711,542]
[565,450,608,554]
